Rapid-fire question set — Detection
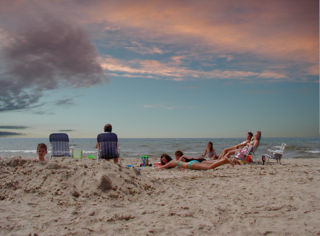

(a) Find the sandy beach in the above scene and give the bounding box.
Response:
[0,156,319,236]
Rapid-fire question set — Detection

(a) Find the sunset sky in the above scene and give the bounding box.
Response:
[0,0,318,138]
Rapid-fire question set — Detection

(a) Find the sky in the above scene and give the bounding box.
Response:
[0,0,319,138]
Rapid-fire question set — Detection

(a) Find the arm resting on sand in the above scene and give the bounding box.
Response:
[155,161,177,170]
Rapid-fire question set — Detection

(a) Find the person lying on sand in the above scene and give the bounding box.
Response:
[218,132,253,160]
[157,153,235,170]
[174,150,207,162]
[175,150,222,165]
[223,131,261,164]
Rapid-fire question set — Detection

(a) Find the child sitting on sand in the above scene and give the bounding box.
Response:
[201,142,218,159]
[35,143,48,162]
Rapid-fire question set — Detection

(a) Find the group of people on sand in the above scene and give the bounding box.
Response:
[33,122,261,172]
[155,131,261,170]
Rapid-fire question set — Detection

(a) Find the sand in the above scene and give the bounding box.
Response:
[0,156,319,236]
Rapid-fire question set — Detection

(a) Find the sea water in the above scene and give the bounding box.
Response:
[0,137,319,160]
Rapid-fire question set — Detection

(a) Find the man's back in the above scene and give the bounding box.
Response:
[97,132,118,159]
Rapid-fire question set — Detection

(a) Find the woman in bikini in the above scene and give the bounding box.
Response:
[201,142,218,160]
[156,153,235,170]
[175,150,206,162]
[175,150,217,165]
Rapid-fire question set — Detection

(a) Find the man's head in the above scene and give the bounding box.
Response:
[104,124,112,132]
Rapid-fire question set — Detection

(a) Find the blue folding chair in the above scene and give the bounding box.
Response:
[49,133,70,158]
[97,132,119,161]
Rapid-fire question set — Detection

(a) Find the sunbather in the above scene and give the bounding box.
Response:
[157,153,234,170]
[174,150,207,162]
[201,142,219,159]
[218,132,253,160]
[223,131,261,162]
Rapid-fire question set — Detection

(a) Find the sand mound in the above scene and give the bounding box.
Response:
[0,157,159,204]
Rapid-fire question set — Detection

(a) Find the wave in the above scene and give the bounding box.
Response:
[82,151,97,154]
[305,150,320,154]
[0,150,37,153]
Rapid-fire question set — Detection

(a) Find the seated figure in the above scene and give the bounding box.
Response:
[218,132,253,160]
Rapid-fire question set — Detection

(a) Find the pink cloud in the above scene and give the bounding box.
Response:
[71,0,317,66]
[6,0,317,80]
[100,56,289,80]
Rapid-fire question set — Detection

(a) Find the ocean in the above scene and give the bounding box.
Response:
[0,137,319,160]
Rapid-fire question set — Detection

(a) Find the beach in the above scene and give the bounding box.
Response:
[0,156,320,236]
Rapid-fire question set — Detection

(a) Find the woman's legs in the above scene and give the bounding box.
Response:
[232,158,241,165]
[213,154,219,160]
[191,158,233,170]
[208,157,234,169]
[218,146,236,159]
[223,149,238,158]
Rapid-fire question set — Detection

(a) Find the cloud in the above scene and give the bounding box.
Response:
[72,0,318,80]
[0,2,108,112]
[54,97,77,107]
[143,105,161,108]
[0,131,24,136]
[0,125,29,129]
[305,64,319,76]
[173,86,198,89]
[245,89,278,94]
[142,104,192,110]
[171,78,187,81]
[108,73,155,78]
[219,55,234,62]
[101,56,289,80]
[125,41,169,54]
[103,26,121,32]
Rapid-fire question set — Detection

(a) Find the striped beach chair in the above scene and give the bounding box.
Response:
[264,143,286,165]
[49,133,70,158]
[97,132,119,161]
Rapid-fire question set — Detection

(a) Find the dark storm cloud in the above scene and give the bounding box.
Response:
[0,131,24,136]
[0,2,108,112]
[0,126,29,129]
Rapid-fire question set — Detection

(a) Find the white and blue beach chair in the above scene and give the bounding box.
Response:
[49,133,70,159]
[97,132,119,161]
[264,143,286,165]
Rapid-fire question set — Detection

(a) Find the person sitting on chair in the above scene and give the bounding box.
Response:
[223,131,261,164]
[218,132,253,160]
[96,123,119,164]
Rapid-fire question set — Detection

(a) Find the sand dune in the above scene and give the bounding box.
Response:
[0,156,319,235]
